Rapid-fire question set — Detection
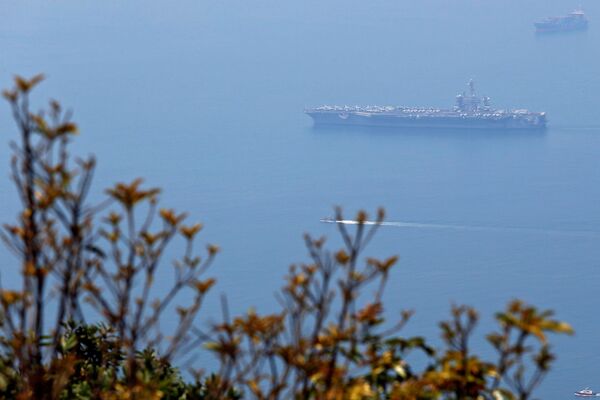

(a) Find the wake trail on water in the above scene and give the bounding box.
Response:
[320,219,600,238]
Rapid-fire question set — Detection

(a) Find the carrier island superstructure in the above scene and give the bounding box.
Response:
[305,81,547,130]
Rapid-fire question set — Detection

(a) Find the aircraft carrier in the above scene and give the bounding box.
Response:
[305,81,547,130]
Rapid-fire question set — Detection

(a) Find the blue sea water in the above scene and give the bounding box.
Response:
[1,0,600,397]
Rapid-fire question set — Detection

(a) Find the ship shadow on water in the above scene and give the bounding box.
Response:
[309,124,547,141]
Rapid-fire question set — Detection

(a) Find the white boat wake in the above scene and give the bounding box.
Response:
[320,218,600,238]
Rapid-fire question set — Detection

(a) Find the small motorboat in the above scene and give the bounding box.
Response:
[575,387,600,397]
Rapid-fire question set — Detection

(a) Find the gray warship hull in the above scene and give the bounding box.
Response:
[306,81,547,131]
[534,9,588,33]
[306,110,547,130]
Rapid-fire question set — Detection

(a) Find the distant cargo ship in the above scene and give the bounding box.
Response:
[534,9,588,33]
[305,81,547,131]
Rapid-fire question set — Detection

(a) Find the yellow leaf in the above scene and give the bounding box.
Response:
[23,262,36,276]
[0,290,21,306]
[180,223,203,239]
[193,278,216,294]
[207,244,220,256]
[336,250,350,264]
[15,74,44,92]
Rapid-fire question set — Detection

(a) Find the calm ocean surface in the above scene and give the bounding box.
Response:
[1,0,600,396]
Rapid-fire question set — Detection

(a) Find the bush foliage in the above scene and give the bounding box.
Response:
[0,76,573,399]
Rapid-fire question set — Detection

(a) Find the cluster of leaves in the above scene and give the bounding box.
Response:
[197,209,573,400]
[0,75,218,398]
[0,76,573,399]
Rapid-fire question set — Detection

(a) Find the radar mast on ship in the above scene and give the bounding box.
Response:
[456,80,483,112]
